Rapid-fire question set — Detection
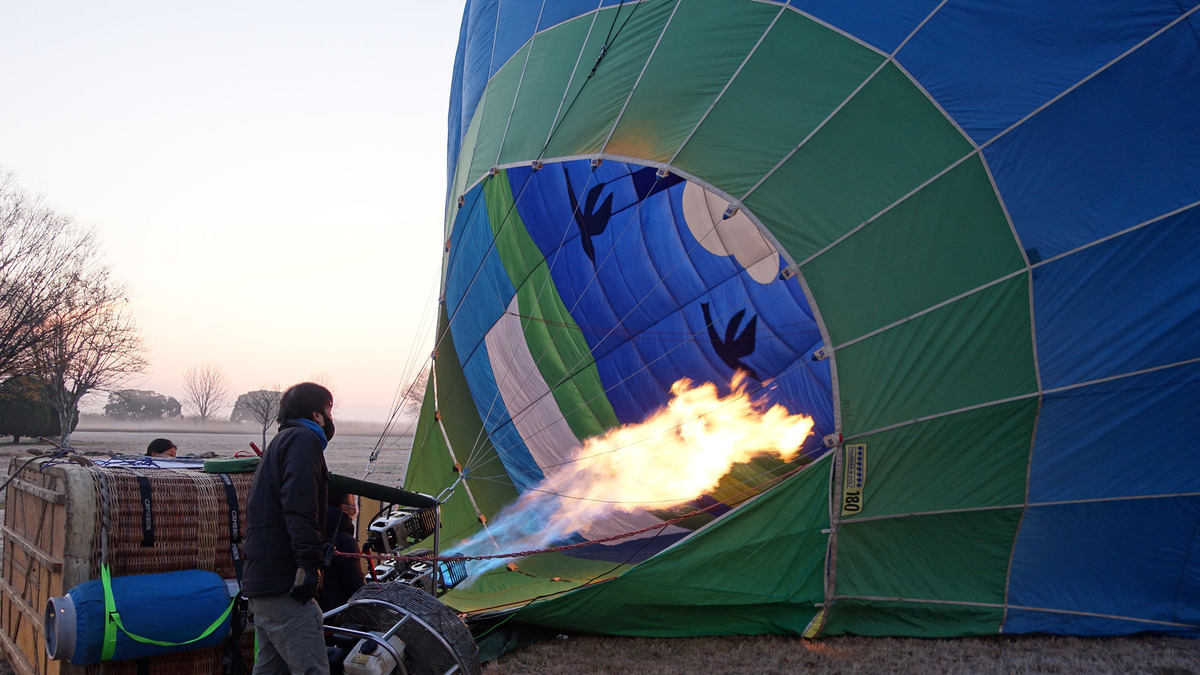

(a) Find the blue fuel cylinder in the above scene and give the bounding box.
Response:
[45,569,233,665]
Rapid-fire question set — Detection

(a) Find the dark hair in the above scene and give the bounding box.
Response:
[146,438,175,456]
[328,491,349,508]
[276,382,333,425]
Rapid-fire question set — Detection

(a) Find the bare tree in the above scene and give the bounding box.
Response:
[0,172,96,378]
[401,367,430,417]
[231,387,282,449]
[306,371,337,406]
[34,272,148,445]
[181,364,232,422]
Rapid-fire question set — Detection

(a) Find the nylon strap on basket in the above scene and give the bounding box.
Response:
[216,473,244,582]
[101,564,118,661]
[100,564,235,659]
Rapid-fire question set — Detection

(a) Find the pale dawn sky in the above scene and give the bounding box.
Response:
[0,1,467,421]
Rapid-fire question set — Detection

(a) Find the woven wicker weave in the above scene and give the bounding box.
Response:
[2,458,256,675]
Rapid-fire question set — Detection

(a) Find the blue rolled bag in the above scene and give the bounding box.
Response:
[45,565,235,665]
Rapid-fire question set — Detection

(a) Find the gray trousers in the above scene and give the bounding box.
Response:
[248,593,330,675]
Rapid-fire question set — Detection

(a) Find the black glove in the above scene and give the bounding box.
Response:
[289,564,321,604]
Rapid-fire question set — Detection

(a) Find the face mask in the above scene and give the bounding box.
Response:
[321,415,335,442]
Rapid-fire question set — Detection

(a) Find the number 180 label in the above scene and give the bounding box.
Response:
[841,443,866,516]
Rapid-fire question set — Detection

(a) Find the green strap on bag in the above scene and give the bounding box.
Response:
[100,564,236,661]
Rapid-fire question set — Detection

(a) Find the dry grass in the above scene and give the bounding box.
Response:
[3,633,1196,675]
[481,633,1200,675]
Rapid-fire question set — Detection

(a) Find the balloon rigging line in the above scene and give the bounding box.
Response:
[473,96,1200,474]
[494,0,629,168]
[435,167,540,367]
[436,0,818,482]
[468,531,660,631]
[452,161,699,473]
[529,374,820,475]
[387,507,669,625]
[456,199,822,484]
[373,158,540,480]
[436,0,636,289]
[437,178,498,314]
[794,150,979,269]
[501,309,820,340]
[456,153,767,475]
[440,0,980,477]
[467,453,806,507]
[528,165,818,394]
[840,355,1200,449]
[438,0,1199,482]
[424,0,1123,557]
[1029,199,1200,270]
[457,250,828,479]
[481,165,788,440]
[436,0,663,469]
[488,0,551,168]
[460,184,820,477]
[450,166,608,474]
[535,0,639,162]
[834,268,1028,353]
[367,273,442,473]
[536,6,605,159]
[366,294,439,471]
[737,0,945,205]
[980,3,1200,154]
[452,164,597,471]
[451,166,606,472]
[459,349,827,488]
[449,250,820,500]
[599,0,683,152]
[666,5,786,167]
[446,174,585,473]
[436,0,642,373]
[738,60,890,206]
[343,463,802,565]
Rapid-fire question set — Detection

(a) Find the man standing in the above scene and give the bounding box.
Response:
[242,382,336,675]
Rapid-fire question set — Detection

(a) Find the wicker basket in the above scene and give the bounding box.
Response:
[2,456,255,675]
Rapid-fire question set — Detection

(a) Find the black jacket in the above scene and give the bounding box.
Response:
[241,420,330,597]
[317,506,365,612]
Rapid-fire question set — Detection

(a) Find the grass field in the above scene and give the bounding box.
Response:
[480,632,1200,674]
[3,630,1198,675]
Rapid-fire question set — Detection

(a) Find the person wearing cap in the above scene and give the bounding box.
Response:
[145,438,177,458]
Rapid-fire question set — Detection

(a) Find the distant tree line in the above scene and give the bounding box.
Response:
[103,389,182,420]
[0,171,146,444]
[0,173,318,446]
[88,373,282,450]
